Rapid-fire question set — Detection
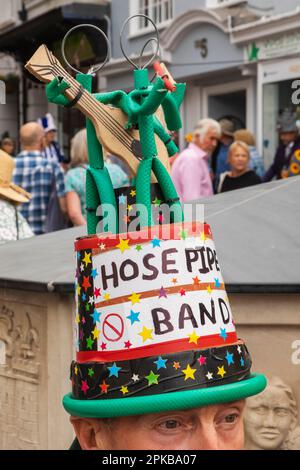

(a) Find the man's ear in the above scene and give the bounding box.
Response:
[70,416,108,450]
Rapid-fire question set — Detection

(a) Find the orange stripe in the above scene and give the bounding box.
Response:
[95,283,225,309]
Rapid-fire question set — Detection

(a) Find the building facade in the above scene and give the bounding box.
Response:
[105,0,300,169]
[1,0,300,168]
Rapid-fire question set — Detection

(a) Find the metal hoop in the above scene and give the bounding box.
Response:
[120,14,160,70]
[61,24,110,75]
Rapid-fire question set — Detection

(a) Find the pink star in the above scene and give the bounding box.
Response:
[198,355,207,366]
[101,342,107,351]
[81,380,89,395]
[124,340,132,349]
[81,316,86,324]
[158,286,168,298]
[94,287,101,298]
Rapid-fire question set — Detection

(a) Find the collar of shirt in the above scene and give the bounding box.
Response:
[188,142,208,160]
[18,150,44,158]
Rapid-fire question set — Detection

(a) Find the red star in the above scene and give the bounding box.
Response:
[94,287,101,298]
[100,342,107,351]
[100,380,109,394]
[81,380,89,395]
[173,362,181,370]
[179,288,186,296]
[124,340,132,349]
[82,276,91,292]
[198,355,207,366]
[193,276,201,285]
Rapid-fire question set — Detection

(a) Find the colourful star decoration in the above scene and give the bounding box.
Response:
[146,371,160,386]
[116,238,130,253]
[182,364,197,381]
[138,326,154,342]
[128,292,141,305]
[188,331,200,345]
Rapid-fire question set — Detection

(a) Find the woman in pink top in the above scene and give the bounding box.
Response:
[172,119,221,202]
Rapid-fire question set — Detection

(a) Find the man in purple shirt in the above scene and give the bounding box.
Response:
[172,119,221,202]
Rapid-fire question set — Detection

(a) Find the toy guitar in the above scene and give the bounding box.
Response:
[25,44,171,177]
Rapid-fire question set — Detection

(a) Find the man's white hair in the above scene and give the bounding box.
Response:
[194,118,221,139]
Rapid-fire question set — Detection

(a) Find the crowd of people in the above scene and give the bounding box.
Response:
[0,108,299,245]
[171,109,300,203]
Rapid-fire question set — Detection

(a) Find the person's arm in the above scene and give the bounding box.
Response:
[66,191,86,226]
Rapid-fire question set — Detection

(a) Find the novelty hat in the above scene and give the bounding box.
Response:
[63,221,266,418]
[37,112,57,133]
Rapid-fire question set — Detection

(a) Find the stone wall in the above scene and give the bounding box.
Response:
[0,288,73,450]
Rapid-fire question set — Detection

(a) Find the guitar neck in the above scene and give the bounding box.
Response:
[25,45,132,143]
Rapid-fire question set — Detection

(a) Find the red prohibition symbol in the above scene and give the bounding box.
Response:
[102,313,124,342]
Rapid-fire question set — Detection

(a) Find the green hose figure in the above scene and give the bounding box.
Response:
[45,16,185,231]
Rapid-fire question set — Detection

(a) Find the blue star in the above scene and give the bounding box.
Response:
[214,278,221,288]
[81,293,87,301]
[126,310,141,325]
[154,356,168,370]
[119,194,126,204]
[91,268,98,279]
[151,238,161,248]
[225,351,234,365]
[91,310,101,324]
[77,252,81,260]
[240,357,245,367]
[108,362,121,378]
[219,328,227,341]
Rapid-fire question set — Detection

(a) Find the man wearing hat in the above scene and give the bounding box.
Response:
[211,118,235,192]
[264,109,300,181]
[64,222,267,450]
[37,113,67,165]
[0,150,33,244]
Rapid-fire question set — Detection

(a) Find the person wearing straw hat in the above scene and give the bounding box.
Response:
[0,150,33,244]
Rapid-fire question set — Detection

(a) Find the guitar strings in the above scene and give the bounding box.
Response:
[43,47,136,149]
[53,63,135,151]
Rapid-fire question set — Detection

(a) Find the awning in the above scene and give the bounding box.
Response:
[0,2,110,66]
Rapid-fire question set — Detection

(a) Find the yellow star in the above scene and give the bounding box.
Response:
[76,285,81,296]
[92,326,100,340]
[74,366,78,375]
[120,385,129,395]
[188,331,201,345]
[138,326,153,342]
[217,366,226,378]
[182,364,197,381]
[104,293,110,301]
[130,189,136,197]
[200,231,206,242]
[207,285,212,294]
[116,238,130,253]
[127,204,133,212]
[82,251,91,267]
[128,292,141,305]
[75,314,80,324]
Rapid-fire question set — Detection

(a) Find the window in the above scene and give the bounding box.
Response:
[130,0,173,35]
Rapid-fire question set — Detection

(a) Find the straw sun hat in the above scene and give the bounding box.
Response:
[0,150,31,204]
